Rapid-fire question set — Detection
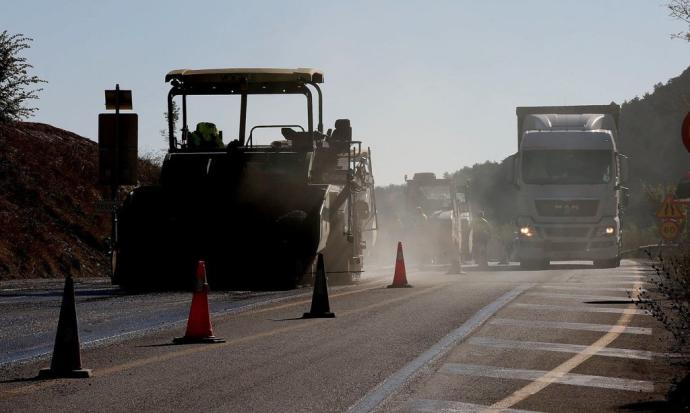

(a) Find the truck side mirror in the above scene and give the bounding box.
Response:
[617,153,629,184]
[622,187,630,208]
[503,154,518,187]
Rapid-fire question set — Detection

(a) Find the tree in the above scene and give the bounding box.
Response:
[0,31,46,123]
[669,0,690,41]
[159,100,180,143]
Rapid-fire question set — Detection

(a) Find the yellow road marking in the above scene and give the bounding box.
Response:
[0,282,448,401]
[484,280,646,412]
[228,284,385,318]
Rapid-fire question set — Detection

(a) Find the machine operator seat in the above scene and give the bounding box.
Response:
[280,128,314,152]
[327,119,352,153]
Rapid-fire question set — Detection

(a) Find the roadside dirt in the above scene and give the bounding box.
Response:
[0,121,159,280]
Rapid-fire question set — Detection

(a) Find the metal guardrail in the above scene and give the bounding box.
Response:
[621,243,680,257]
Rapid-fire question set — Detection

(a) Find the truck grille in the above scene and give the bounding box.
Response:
[542,227,590,238]
[547,242,587,252]
[535,200,598,217]
[590,240,615,249]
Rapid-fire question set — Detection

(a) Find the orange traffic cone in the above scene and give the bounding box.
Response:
[388,242,412,288]
[38,275,92,378]
[173,261,225,344]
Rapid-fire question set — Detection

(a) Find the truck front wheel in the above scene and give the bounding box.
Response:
[519,259,548,270]
[593,258,620,269]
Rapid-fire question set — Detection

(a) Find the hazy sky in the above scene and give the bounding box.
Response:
[3,0,689,184]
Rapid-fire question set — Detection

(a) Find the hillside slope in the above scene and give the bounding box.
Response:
[619,66,690,228]
[0,122,110,280]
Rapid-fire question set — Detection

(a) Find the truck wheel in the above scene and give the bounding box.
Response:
[593,258,620,269]
[519,259,540,270]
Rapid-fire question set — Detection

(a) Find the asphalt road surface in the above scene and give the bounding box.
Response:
[0,260,685,412]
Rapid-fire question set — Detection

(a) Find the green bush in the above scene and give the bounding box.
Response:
[0,31,46,123]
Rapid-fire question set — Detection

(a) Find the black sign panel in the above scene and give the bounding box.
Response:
[104,89,133,110]
[98,113,138,185]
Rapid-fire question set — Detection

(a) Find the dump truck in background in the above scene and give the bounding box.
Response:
[404,172,470,267]
[109,68,377,290]
[506,104,629,269]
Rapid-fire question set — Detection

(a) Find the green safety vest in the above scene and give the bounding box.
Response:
[188,122,223,149]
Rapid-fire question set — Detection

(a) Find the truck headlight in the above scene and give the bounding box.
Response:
[598,226,616,236]
[519,226,534,237]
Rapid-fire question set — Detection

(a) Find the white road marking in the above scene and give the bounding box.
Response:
[487,278,649,410]
[526,292,638,301]
[548,281,648,285]
[538,285,646,293]
[346,285,533,413]
[468,337,662,360]
[512,303,650,315]
[401,399,542,413]
[440,363,654,392]
[0,282,384,368]
[579,275,646,279]
[490,318,652,335]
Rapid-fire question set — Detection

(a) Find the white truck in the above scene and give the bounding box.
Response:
[508,104,628,269]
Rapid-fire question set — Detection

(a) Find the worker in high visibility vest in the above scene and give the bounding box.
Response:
[409,206,430,267]
[188,122,224,150]
[472,211,491,268]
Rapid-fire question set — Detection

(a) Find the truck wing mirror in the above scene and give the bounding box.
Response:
[503,154,518,187]
[617,153,629,184]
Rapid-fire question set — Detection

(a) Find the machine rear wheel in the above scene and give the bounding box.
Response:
[114,187,195,291]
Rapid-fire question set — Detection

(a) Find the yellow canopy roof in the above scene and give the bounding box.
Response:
[165,68,323,84]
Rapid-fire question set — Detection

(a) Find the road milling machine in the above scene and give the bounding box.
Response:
[109,68,377,290]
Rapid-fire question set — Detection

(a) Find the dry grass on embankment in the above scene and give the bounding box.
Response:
[634,243,690,411]
[0,121,159,280]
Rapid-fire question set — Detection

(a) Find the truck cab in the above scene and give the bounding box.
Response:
[404,172,469,267]
[510,105,628,269]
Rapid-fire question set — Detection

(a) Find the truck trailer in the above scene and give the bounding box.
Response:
[508,104,628,269]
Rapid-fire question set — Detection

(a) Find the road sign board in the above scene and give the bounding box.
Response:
[105,89,133,110]
[656,195,685,219]
[660,220,680,241]
[98,113,138,186]
[681,112,690,152]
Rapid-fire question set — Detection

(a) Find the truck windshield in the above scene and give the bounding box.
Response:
[418,185,452,209]
[522,150,612,185]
